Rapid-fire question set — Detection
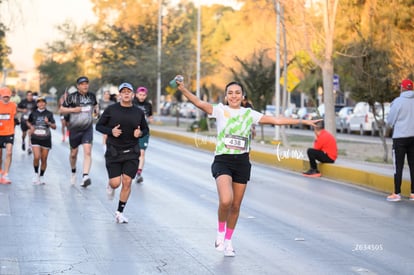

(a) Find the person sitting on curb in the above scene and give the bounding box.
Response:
[303,120,337,177]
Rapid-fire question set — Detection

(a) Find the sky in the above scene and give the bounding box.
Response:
[3,0,241,72]
[3,0,96,71]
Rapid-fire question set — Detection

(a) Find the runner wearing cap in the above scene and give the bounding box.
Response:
[386,78,414,202]
[96,82,149,223]
[0,87,18,184]
[27,97,56,185]
[132,86,153,183]
[59,76,98,187]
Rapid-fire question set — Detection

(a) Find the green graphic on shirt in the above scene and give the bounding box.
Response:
[216,109,254,154]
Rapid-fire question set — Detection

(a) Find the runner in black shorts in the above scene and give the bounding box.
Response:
[132,86,153,183]
[96,82,149,223]
[211,153,251,184]
[59,76,98,187]
[176,76,321,257]
[0,87,17,184]
[17,90,36,154]
[27,97,56,185]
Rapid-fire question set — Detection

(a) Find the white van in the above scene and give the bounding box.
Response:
[347,102,389,135]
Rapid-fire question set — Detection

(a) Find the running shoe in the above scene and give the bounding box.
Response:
[409,194,414,201]
[302,169,321,178]
[215,232,225,252]
[32,173,40,185]
[28,147,32,155]
[1,174,11,184]
[386,193,401,202]
[70,173,76,185]
[80,175,91,188]
[22,143,26,151]
[115,211,128,223]
[106,184,115,200]
[39,176,45,185]
[223,239,236,257]
[135,174,144,184]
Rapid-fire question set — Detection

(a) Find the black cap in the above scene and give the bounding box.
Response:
[76,76,89,85]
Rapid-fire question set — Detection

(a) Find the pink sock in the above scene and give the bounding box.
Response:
[225,228,234,240]
[218,221,226,233]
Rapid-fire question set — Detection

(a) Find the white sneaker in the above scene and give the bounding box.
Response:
[215,232,225,252]
[1,174,11,184]
[39,176,45,185]
[80,175,91,188]
[106,184,115,200]
[32,173,40,185]
[223,239,235,257]
[71,173,76,185]
[115,211,128,223]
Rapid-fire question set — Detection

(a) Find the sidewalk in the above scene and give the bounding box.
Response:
[150,123,412,197]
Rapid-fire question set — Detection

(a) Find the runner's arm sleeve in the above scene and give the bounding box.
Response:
[95,109,113,135]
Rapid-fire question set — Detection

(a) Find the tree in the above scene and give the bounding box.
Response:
[230,50,276,113]
[283,0,339,135]
[336,0,404,162]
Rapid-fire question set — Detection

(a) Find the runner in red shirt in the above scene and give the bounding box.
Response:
[0,87,18,184]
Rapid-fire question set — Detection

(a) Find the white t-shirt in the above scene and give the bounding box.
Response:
[211,103,263,155]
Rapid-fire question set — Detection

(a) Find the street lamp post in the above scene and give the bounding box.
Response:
[196,1,201,121]
[156,0,162,115]
[274,0,281,141]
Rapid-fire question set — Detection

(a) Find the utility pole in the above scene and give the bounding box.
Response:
[196,1,201,121]
[274,0,281,142]
[156,0,162,115]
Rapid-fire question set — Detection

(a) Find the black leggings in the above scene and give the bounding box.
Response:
[392,137,414,194]
[307,148,334,170]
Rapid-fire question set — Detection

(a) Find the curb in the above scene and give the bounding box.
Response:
[151,129,411,197]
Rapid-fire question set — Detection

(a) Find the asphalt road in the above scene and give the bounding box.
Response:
[0,126,413,275]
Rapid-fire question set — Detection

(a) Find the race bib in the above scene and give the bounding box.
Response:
[224,134,248,151]
[34,129,47,136]
[0,114,11,120]
[23,114,29,120]
[81,106,92,112]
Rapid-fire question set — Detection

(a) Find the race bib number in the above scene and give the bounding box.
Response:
[0,114,11,120]
[23,114,29,120]
[81,106,91,112]
[34,129,47,136]
[224,134,248,151]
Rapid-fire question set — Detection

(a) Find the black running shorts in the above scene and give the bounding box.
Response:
[105,146,140,179]
[31,137,52,149]
[69,127,93,149]
[211,153,251,184]
[0,135,14,148]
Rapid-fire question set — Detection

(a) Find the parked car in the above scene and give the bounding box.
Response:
[179,102,197,118]
[160,102,172,116]
[297,107,317,129]
[317,104,346,117]
[347,102,388,135]
[265,105,276,116]
[335,106,353,133]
